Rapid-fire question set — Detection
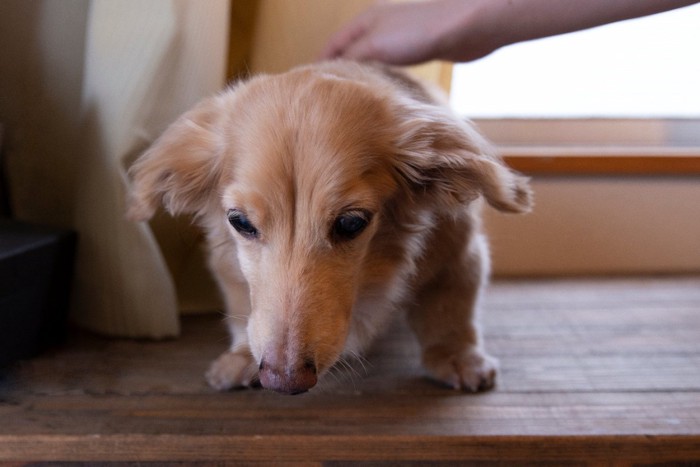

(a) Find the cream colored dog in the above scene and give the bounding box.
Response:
[128,61,532,394]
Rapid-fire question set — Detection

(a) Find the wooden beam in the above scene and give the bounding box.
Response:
[502,148,700,175]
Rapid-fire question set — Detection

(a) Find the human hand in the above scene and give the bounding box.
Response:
[320,0,498,66]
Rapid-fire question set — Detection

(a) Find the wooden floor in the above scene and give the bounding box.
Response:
[1,277,700,465]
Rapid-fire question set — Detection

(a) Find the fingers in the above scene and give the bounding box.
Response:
[330,35,379,63]
[319,12,372,60]
[318,1,441,65]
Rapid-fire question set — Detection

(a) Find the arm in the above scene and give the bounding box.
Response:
[320,0,700,65]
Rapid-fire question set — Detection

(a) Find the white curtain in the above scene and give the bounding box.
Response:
[2,0,230,338]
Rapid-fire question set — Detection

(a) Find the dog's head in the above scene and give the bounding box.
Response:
[128,64,531,394]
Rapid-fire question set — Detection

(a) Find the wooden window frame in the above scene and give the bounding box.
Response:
[502,148,700,176]
[411,63,700,177]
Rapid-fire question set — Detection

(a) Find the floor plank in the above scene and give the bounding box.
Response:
[1,277,699,464]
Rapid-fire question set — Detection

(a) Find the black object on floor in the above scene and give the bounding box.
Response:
[0,219,77,367]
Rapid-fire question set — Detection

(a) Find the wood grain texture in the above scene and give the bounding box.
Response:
[1,277,699,464]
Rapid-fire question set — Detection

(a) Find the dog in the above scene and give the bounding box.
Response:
[128,60,532,395]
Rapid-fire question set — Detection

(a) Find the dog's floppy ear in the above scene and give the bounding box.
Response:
[127,95,227,220]
[392,103,532,213]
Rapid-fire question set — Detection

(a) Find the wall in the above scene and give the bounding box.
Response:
[486,177,700,275]
[250,0,375,74]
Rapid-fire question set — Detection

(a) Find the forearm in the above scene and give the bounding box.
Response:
[461,0,700,54]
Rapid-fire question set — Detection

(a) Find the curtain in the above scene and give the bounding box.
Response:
[2,0,230,338]
[72,0,231,338]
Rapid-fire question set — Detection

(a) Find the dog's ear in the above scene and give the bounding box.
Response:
[392,103,532,213]
[127,95,227,221]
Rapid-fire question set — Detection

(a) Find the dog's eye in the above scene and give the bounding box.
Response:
[333,210,372,241]
[227,209,258,239]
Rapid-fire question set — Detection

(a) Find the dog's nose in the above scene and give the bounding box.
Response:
[258,357,317,395]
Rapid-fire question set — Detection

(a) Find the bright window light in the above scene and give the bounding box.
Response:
[450,4,700,118]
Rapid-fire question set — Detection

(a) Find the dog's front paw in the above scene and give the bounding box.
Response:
[422,346,498,392]
[206,349,259,391]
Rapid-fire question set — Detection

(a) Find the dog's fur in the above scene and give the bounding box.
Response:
[128,61,532,394]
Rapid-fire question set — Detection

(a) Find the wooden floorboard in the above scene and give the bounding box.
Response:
[1,276,699,464]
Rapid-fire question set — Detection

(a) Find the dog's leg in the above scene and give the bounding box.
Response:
[204,251,258,391]
[205,316,258,391]
[406,232,498,392]
[206,349,258,390]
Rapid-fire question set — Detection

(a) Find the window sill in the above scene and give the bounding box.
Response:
[501,147,700,176]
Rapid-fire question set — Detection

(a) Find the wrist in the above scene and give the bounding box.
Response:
[437,0,511,62]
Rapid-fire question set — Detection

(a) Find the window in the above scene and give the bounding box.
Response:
[449,4,700,173]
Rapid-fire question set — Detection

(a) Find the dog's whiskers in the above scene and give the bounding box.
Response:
[224,313,248,322]
[346,350,372,376]
[331,357,362,390]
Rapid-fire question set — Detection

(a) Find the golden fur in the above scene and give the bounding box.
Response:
[128,61,532,394]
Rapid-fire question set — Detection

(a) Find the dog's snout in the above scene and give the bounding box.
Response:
[259,357,318,395]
